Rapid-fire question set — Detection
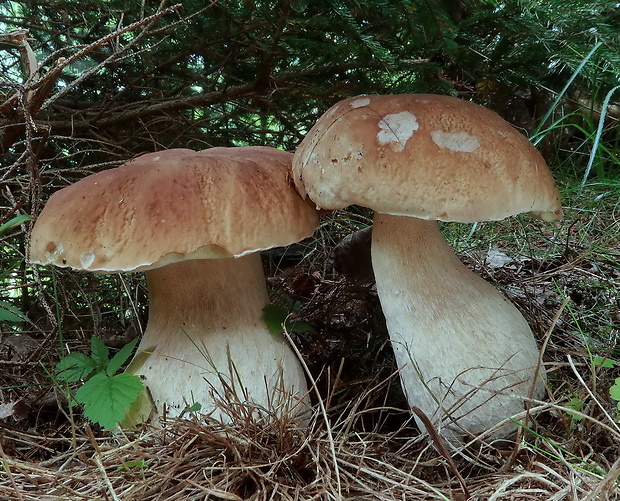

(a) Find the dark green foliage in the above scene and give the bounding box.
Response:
[263,303,315,334]
[1,0,618,170]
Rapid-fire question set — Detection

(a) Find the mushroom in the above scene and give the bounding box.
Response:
[30,146,319,424]
[292,94,563,443]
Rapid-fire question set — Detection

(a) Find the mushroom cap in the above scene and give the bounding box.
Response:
[293,94,563,223]
[30,147,319,272]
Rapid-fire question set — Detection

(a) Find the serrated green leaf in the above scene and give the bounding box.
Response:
[287,319,315,333]
[593,356,616,368]
[262,304,314,334]
[107,338,139,376]
[0,301,25,323]
[263,304,288,333]
[610,378,620,404]
[55,353,97,382]
[564,397,585,421]
[90,337,109,371]
[75,372,144,429]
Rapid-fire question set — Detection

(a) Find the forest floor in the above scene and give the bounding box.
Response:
[1,178,619,500]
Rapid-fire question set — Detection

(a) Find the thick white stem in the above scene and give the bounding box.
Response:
[126,254,309,424]
[371,214,544,442]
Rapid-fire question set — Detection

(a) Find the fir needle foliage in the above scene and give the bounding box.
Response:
[0,215,30,323]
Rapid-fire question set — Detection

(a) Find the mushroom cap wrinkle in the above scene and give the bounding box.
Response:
[293,94,563,222]
[31,146,319,272]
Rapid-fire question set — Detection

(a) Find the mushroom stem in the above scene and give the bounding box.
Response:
[371,213,544,443]
[125,253,309,424]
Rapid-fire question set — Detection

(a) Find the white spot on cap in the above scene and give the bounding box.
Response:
[377,111,419,152]
[350,97,371,108]
[81,252,95,268]
[431,130,480,152]
[322,104,340,120]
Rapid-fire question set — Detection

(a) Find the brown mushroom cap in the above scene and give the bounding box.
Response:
[293,94,563,223]
[30,146,319,272]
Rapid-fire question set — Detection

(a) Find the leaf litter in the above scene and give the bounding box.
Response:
[1,189,620,500]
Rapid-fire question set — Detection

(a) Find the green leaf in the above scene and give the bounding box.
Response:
[263,304,288,333]
[90,337,109,371]
[116,460,147,470]
[262,304,314,335]
[0,301,25,323]
[75,372,144,429]
[564,397,585,421]
[593,356,616,368]
[187,401,202,412]
[55,353,97,382]
[610,378,620,406]
[0,215,30,236]
[107,338,139,376]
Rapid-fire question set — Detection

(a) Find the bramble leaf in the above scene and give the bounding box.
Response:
[75,372,144,429]
[263,304,315,335]
[564,397,585,421]
[55,353,97,382]
[90,337,109,370]
[593,356,616,368]
[610,378,620,411]
[107,338,139,376]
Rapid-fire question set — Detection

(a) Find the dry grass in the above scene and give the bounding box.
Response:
[1,384,619,500]
[2,183,620,500]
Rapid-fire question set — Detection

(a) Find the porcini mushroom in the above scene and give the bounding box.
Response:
[292,94,563,443]
[30,146,319,424]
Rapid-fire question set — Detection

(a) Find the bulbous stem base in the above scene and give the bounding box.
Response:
[124,254,309,425]
[372,214,544,443]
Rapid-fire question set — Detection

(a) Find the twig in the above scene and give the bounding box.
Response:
[40,3,183,110]
[0,442,25,501]
[282,328,342,500]
[501,296,569,474]
[0,30,38,100]
[411,406,471,500]
[85,426,121,501]
[583,453,620,501]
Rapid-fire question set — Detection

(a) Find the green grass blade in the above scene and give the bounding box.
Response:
[579,84,620,191]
